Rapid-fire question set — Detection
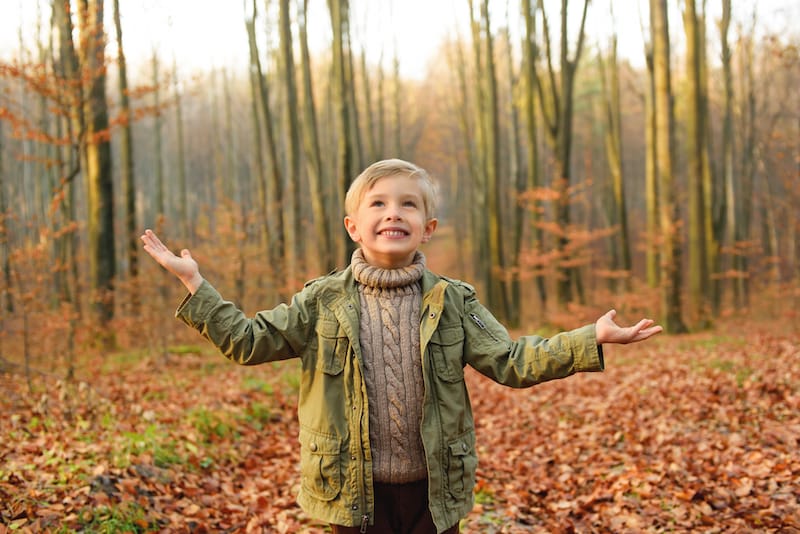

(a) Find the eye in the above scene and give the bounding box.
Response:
[370,200,384,207]
[403,200,418,208]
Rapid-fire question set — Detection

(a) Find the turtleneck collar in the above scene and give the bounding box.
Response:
[350,248,426,289]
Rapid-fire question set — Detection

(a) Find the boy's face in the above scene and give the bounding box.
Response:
[344,173,437,269]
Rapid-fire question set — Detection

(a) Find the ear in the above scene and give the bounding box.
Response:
[421,218,438,243]
[344,215,361,243]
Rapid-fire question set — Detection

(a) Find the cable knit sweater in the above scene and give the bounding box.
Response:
[351,248,427,483]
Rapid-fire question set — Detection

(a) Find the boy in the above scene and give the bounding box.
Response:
[141,158,661,534]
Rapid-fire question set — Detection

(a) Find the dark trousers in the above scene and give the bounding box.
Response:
[330,479,459,534]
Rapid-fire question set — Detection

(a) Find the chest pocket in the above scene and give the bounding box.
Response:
[315,318,347,375]
[429,323,465,383]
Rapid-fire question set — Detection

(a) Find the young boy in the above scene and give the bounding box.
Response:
[141,158,661,534]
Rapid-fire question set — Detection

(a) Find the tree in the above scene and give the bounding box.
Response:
[468,0,512,322]
[0,120,10,313]
[719,0,737,306]
[650,0,687,333]
[520,0,547,308]
[683,0,710,325]
[328,0,356,264]
[298,0,334,272]
[279,0,303,283]
[598,9,632,293]
[112,0,138,310]
[172,58,188,240]
[245,0,286,297]
[642,12,659,289]
[64,0,115,332]
[534,0,590,306]
[151,51,166,223]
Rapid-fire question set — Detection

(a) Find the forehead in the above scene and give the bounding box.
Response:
[364,173,423,195]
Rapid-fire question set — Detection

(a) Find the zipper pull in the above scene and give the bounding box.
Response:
[360,515,369,533]
[470,313,487,329]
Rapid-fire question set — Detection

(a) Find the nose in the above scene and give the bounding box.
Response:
[384,204,403,220]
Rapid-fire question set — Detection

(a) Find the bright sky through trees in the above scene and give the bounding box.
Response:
[1,0,797,80]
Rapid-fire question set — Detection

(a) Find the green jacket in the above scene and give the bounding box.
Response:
[176,267,604,533]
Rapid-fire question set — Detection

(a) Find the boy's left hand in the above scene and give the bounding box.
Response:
[595,309,662,345]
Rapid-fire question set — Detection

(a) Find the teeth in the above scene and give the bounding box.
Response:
[381,230,406,237]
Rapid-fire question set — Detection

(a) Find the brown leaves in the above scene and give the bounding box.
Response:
[1,324,799,532]
[461,326,800,532]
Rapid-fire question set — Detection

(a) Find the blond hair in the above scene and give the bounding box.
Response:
[345,159,438,219]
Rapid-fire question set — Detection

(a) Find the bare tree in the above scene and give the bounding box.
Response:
[112,0,138,310]
[279,0,303,282]
[598,8,632,292]
[245,0,286,297]
[683,0,710,325]
[534,0,590,306]
[650,0,687,333]
[521,0,547,308]
[298,0,334,272]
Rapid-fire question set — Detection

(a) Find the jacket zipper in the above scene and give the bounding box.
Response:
[360,515,369,533]
[469,312,502,343]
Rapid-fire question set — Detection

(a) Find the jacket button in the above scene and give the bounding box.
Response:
[310,443,318,452]
[429,312,436,318]
[352,504,358,510]
[462,443,468,452]
[351,455,356,460]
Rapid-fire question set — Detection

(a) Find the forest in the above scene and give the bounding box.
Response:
[0,0,798,532]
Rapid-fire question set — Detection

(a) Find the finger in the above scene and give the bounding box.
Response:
[636,325,662,340]
[181,249,192,259]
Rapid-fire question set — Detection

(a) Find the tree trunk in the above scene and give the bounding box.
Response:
[504,20,524,325]
[279,0,303,283]
[535,0,590,306]
[446,39,475,282]
[467,0,493,303]
[479,0,512,323]
[698,2,721,316]
[392,53,402,156]
[344,19,363,171]
[299,0,334,272]
[51,0,82,321]
[151,52,166,222]
[328,0,355,264]
[172,59,189,241]
[683,0,708,326]
[0,120,10,313]
[246,0,285,297]
[643,34,659,288]
[521,0,547,308]
[78,0,115,333]
[112,0,138,311]
[599,29,632,292]
[650,0,687,333]
[360,46,376,164]
[720,0,737,307]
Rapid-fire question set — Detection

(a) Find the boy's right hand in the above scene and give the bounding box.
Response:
[141,229,204,294]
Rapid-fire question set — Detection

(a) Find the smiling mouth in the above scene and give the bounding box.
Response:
[378,229,409,237]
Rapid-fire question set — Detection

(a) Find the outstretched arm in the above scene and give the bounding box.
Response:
[595,309,662,345]
[140,229,204,294]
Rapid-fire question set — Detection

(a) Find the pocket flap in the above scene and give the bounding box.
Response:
[316,318,344,338]
[300,427,341,455]
[449,440,471,456]
[435,324,464,346]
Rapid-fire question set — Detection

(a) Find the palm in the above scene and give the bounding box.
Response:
[141,230,198,281]
[596,309,662,345]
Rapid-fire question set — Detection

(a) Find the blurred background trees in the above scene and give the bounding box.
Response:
[0,0,797,378]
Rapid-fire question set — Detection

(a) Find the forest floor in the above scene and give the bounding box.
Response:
[1,312,798,533]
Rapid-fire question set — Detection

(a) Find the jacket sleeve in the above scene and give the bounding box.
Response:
[460,289,604,388]
[175,279,316,365]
